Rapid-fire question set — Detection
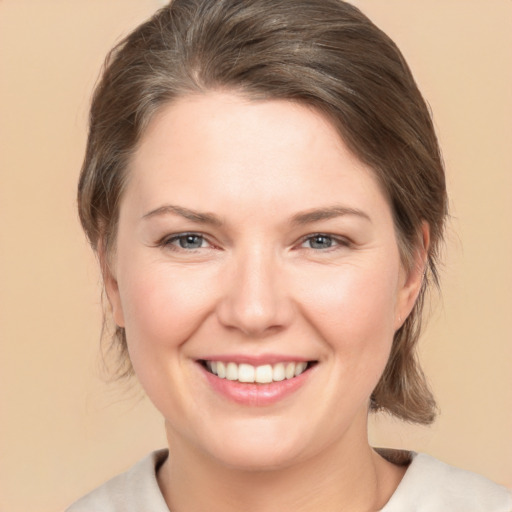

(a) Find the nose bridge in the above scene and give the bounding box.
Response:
[217,243,292,336]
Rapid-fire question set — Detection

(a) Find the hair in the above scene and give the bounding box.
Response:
[78,0,447,424]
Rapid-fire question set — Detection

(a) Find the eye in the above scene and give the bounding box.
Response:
[163,233,209,250]
[300,233,349,250]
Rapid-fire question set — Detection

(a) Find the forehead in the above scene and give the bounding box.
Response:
[124,92,390,224]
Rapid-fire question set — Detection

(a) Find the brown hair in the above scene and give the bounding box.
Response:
[78,0,447,424]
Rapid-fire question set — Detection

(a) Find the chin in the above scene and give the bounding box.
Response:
[211,440,304,472]
[193,417,313,472]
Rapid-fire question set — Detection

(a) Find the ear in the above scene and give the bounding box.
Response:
[98,240,125,328]
[395,222,430,330]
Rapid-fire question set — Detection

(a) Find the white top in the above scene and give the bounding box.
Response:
[66,449,512,512]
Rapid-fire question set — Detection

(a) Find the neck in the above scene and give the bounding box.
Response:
[157,422,405,512]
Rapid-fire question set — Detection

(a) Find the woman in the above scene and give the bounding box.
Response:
[67,0,512,510]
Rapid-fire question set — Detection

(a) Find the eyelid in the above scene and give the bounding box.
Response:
[157,231,216,250]
[296,232,352,249]
[154,231,351,252]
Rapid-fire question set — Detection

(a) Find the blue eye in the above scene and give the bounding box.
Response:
[166,233,206,250]
[301,234,348,250]
[307,235,334,249]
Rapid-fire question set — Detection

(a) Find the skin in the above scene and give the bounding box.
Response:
[104,92,427,512]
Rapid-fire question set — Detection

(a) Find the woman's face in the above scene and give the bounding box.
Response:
[106,92,423,469]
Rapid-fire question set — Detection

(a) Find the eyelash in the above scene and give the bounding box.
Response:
[158,232,351,253]
[159,232,212,251]
[298,233,351,251]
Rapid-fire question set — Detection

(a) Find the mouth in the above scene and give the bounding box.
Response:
[200,360,317,384]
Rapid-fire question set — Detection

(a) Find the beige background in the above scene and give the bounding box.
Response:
[0,1,510,510]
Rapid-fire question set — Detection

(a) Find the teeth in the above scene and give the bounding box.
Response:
[285,362,295,379]
[226,362,238,381]
[238,363,255,383]
[217,361,226,378]
[273,363,285,382]
[255,364,273,383]
[205,360,310,383]
[294,362,307,377]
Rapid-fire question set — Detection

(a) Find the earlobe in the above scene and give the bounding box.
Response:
[395,222,430,329]
[98,242,125,328]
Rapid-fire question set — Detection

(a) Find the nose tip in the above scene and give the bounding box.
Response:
[216,255,293,337]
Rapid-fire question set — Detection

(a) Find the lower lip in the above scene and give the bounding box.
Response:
[200,364,313,406]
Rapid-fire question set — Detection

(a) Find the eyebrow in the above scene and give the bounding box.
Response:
[141,204,371,226]
[142,204,223,226]
[290,205,371,225]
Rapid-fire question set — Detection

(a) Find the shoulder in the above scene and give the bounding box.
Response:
[65,449,170,512]
[381,452,512,512]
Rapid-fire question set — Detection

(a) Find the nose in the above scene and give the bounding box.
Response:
[216,247,294,337]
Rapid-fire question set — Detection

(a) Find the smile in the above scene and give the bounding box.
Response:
[203,361,312,384]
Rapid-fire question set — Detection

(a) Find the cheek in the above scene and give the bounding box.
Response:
[295,258,399,360]
[118,262,218,352]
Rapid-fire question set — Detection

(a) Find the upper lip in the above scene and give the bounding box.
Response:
[197,354,314,365]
